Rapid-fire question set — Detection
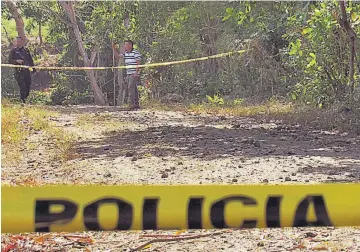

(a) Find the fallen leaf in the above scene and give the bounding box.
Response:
[34,234,52,244]
[312,246,328,251]
[175,229,187,236]
[143,244,152,249]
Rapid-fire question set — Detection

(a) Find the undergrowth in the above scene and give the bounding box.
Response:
[2,100,76,167]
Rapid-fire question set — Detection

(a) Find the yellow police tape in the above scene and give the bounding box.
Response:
[0,49,247,71]
[2,183,360,233]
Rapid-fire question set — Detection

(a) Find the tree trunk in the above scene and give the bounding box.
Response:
[6,1,26,43]
[59,1,107,106]
[38,22,43,45]
[117,57,126,106]
[339,0,358,95]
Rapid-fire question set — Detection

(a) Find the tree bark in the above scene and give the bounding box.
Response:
[6,1,26,43]
[117,57,126,106]
[59,1,107,105]
[38,22,43,45]
[339,0,358,95]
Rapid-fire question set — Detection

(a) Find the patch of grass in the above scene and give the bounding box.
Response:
[144,99,293,117]
[46,127,77,161]
[76,113,135,133]
[1,102,75,166]
[1,104,23,145]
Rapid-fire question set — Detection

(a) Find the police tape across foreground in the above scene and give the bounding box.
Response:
[2,183,360,233]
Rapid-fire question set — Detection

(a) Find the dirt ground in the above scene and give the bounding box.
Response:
[2,105,360,251]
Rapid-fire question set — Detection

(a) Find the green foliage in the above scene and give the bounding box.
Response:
[2,1,359,109]
[28,90,52,105]
[206,94,224,106]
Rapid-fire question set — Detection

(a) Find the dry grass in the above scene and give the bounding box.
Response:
[145,99,293,117]
[145,99,359,134]
[76,113,136,133]
[1,102,76,166]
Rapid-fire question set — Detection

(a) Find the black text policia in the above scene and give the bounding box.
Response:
[35,194,332,232]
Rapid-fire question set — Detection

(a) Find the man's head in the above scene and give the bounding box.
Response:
[13,36,23,48]
[124,40,133,52]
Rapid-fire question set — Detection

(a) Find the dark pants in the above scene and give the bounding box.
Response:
[125,75,140,108]
[14,69,31,102]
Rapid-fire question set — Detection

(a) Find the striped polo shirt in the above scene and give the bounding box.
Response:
[122,49,141,75]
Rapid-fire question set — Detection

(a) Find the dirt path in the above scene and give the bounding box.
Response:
[2,105,360,251]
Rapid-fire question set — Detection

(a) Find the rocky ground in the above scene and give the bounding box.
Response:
[2,105,360,251]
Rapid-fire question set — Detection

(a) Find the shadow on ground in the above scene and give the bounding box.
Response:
[298,163,360,183]
[74,124,360,161]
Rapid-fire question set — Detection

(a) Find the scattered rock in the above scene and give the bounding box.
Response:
[263,179,269,183]
[104,146,110,151]
[178,161,183,165]
[125,151,134,157]
[27,160,36,164]
[291,172,296,176]
[285,177,291,181]
[232,178,238,182]
[254,141,261,148]
[305,179,309,182]
[305,232,317,238]
[161,173,168,178]
[131,157,138,162]
[104,172,111,178]
[165,168,171,172]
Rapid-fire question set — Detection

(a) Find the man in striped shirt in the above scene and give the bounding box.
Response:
[112,40,141,110]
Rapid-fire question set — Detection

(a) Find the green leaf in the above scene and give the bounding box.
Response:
[291,93,297,101]
[222,14,231,21]
[301,27,313,36]
[351,12,358,22]
[309,53,316,59]
[226,8,233,15]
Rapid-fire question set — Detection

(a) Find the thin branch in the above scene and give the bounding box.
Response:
[131,231,224,252]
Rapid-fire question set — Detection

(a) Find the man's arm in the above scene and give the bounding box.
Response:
[8,49,18,65]
[112,43,123,60]
[25,48,35,66]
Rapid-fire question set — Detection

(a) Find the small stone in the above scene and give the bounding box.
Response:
[305,232,317,238]
[165,168,171,172]
[104,146,110,151]
[305,179,309,182]
[285,177,291,181]
[254,141,261,148]
[27,160,36,164]
[131,157,138,162]
[238,165,242,168]
[171,167,176,171]
[254,160,260,164]
[104,172,111,178]
[279,176,283,179]
[125,152,134,157]
[257,241,265,247]
[161,173,168,178]
[263,179,269,183]
[178,161,183,165]
[291,172,296,176]
[232,179,238,182]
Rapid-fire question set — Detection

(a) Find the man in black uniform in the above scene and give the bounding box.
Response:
[8,37,36,103]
